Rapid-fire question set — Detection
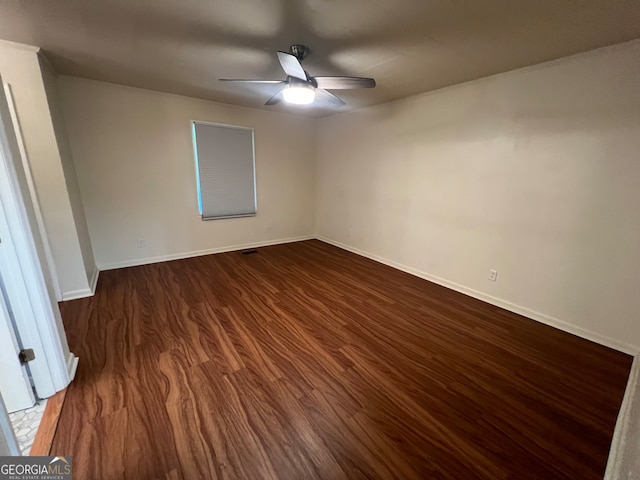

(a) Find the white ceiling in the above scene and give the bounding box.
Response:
[0,0,639,116]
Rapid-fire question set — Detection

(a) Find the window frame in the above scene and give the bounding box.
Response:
[191,120,257,220]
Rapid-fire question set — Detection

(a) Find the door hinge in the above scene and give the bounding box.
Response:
[18,348,35,364]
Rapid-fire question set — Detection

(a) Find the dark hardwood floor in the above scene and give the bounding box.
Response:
[52,240,632,479]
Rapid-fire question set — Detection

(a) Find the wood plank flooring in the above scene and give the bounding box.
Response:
[30,389,67,456]
[52,240,632,479]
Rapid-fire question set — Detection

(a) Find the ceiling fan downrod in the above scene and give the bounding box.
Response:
[289,44,310,61]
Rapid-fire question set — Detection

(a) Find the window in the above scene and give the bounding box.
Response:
[192,121,257,220]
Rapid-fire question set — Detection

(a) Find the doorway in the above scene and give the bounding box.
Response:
[0,73,77,455]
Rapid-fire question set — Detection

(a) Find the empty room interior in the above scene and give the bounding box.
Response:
[0,0,640,478]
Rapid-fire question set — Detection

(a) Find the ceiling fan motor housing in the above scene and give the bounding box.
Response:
[289,44,310,61]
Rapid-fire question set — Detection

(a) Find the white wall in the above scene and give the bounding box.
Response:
[57,77,316,269]
[316,39,640,353]
[0,41,94,298]
[39,57,97,290]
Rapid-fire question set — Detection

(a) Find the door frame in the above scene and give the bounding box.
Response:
[4,84,62,302]
[0,74,77,400]
[0,393,20,456]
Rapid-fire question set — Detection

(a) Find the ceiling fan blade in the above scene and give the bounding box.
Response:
[277,51,307,80]
[265,89,284,106]
[219,79,286,84]
[315,88,346,107]
[312,76,376,89]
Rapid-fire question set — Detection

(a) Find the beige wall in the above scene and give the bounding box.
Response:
[57,77,316,269]
[316,39,640,352]
[0,41,93,298]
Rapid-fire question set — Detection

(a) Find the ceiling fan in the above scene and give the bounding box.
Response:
[220,44,376,107]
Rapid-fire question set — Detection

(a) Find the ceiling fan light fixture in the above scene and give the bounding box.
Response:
[221,45,375,107]
[282,85,315,105]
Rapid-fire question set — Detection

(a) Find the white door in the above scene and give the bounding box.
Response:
[0,73,75,403]
[0,147,37,413]
[0,264,35,412]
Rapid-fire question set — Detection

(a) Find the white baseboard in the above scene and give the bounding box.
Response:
[89,267,99,294]
[605,355,640,479]
[317,236,640,355]
[97,235,315,271]
[65,353,79,382]
[60,267,100,301]
[61,288,93,301]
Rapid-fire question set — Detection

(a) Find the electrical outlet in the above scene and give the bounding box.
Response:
[488,269,498,282]
[137,238,145,248]
[265,225,271,233]
[347,228,352,238]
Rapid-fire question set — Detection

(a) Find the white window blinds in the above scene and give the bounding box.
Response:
[192,121,257,220]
